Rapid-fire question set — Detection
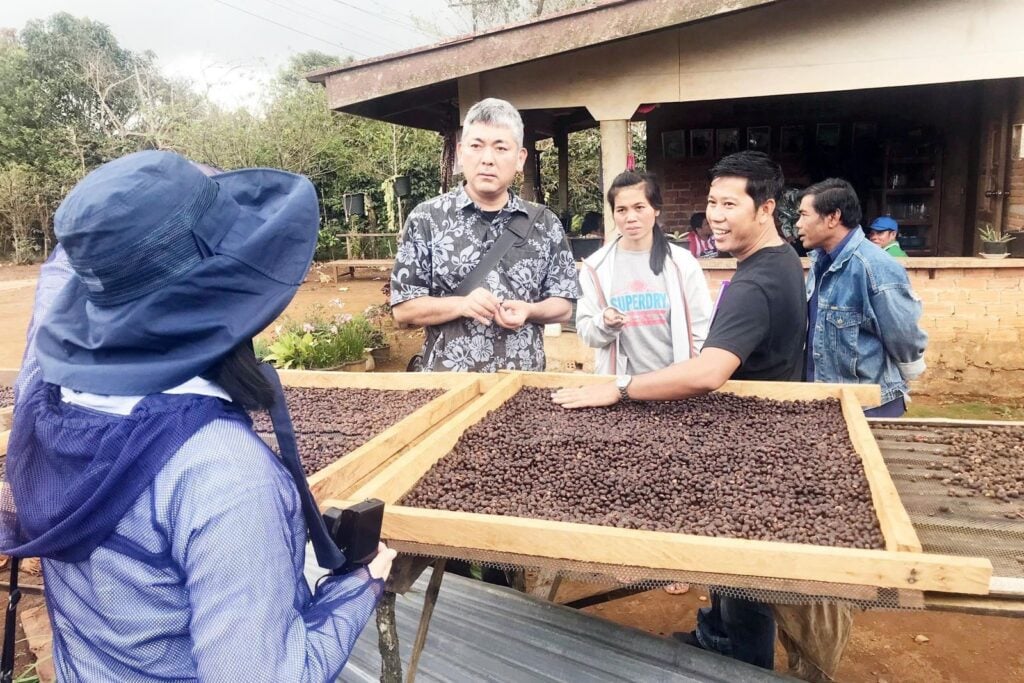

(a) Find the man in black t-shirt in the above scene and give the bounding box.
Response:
[554,151,806,671]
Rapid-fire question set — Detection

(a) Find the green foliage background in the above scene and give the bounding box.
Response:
[0,9,620,262]
[0,15,444,263]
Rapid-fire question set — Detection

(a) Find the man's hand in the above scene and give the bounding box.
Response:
[458,287,501,325]
[494,299,533,329]
[602,306,626,330]
[551,382,619,409]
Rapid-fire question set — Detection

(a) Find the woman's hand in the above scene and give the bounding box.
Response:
[602,307,626,330]
[367,542,398,580]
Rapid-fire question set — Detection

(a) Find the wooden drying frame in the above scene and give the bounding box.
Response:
[327,371,991,595]
[274,370,482,499]
[0,369,484,495]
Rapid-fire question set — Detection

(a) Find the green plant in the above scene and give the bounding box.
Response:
[262,309,377,369]
[14,661,41,683]
[263,329,316,369]
[253,336,271,361]
[667,230,689,241]
[978,223,1016,243]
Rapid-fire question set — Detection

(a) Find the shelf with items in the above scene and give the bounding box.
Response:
[878,144,942,256]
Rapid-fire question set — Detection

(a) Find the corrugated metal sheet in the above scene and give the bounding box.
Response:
[872,423,1024,580]
[335,572,789,682]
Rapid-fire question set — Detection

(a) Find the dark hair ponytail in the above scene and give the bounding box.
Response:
[648,222,670,276]
[201,341,275,410]
[607,170,670,275]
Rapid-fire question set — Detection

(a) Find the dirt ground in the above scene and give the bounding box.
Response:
[2,264,1023,682]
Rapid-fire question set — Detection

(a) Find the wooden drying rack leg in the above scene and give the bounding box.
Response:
[376,591,402,683]
[405,559,446,683]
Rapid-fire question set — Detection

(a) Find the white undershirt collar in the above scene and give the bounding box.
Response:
[60,377,232,416]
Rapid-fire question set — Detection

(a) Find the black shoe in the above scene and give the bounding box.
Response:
[671,631,704,649]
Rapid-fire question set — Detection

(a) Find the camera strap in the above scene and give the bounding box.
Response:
[259,364,347,571]
[452,202,542,296]
[1,557,20,683]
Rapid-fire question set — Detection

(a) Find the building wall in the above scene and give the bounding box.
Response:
[1008,80,1024,233]
[545,261,1024,401]
[645,84,978,254]
[479,0,1024,120]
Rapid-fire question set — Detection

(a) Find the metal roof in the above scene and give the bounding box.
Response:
[306,0,780,130]
[336,571,790,682]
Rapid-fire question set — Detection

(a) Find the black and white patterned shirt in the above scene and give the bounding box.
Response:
[390,185,580,372]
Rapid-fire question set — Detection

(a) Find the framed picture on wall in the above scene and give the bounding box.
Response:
[690,129,713,158]
[816,123,841,150]
[746,126,771,152]
[661,129,687,159]
[716,128,741,157]
[779,125,805,155]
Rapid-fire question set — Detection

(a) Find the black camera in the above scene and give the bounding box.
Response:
[322,499,385,574]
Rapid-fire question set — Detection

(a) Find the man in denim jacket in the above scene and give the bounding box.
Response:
[785,177,927,682]
[797,177,927,417]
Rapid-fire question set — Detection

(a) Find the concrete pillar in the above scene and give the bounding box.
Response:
[599,119,630,239]
[457,75,482,120]
[555,124,570,216]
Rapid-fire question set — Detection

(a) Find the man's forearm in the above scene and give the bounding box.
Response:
[527,297,573,324]
[392,296,464,327]
[628,349,740,401]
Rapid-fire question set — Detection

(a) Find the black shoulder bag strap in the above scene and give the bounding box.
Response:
[452,203,543,296]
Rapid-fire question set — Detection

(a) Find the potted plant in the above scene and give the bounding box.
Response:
[1007,229,1024,258]
[978,224,1015,258]
[261,309,376,372]
[566,212,603,261]
[343,192,366,218]
[392,175,411,198]
[363,303,392,364]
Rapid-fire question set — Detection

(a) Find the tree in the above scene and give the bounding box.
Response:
[446,0,596,31]
[0,22,444,261]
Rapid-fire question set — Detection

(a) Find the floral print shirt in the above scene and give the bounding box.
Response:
[390,185,580,372]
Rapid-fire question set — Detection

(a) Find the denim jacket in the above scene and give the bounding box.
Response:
[806,229,928,404]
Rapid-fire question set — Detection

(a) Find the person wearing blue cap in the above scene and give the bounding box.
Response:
[0,151,396,681]
[866,216,908,257]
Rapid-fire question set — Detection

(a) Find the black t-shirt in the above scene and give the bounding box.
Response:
[703,243,806,381]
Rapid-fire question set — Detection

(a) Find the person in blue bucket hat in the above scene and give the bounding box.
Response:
[0,150,395,681]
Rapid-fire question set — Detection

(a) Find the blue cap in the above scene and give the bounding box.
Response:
[869,216,899,232]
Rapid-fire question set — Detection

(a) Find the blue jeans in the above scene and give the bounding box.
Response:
[696,592,776,670]
[864,395,906,418]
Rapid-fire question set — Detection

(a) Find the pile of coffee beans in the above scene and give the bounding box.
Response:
[251,386,442,475]
[879,424,1024,504]
[401,388,885,549]
[0,386,13,409]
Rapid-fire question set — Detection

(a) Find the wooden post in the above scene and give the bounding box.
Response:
[599,119,629,239]
[521,127,539,202]
[405,559,446,683]
[376,591,402,683]
[555,123,570,216]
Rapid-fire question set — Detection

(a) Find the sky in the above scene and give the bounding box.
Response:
[1,0,473,109]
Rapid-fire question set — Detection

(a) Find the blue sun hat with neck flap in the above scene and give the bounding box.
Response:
[35,149,318,395]
[7,150,348,571]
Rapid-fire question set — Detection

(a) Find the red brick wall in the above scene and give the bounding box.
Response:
[545,263,1024,400]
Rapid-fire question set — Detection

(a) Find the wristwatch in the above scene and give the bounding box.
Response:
[615,375,632,402]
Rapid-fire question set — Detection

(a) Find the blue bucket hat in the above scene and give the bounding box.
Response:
[35,150,319,395]
[869,216,899,232]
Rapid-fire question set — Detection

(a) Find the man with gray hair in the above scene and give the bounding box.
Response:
[390,98,580,371]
